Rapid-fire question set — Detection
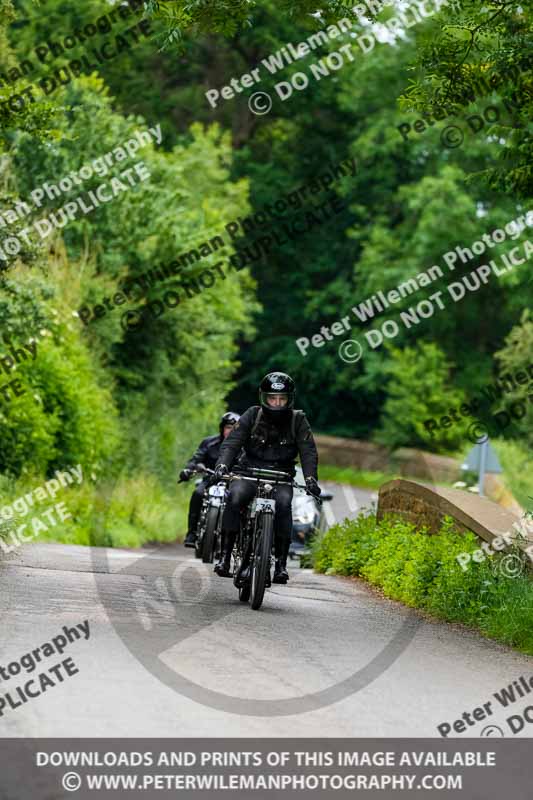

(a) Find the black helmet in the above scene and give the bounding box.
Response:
[219,411,240,436]
[259,372,295,415]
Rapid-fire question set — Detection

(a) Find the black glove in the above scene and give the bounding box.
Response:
[179,468,193,482]
[305,476,321,497]
[214,463,229,480]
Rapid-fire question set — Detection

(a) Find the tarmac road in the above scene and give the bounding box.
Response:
[0,481,531,738]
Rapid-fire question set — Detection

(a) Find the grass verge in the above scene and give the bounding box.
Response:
[318,464,398,490]
[0,471,188,552]
[318,463,457,491]
[312,511,533,655]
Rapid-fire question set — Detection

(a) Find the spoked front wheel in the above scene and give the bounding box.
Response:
[250,513,273,610]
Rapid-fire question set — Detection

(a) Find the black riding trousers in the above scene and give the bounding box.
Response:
[187,478,209,533]
[222,479,293,558]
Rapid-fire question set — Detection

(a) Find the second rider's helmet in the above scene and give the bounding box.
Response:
[219,411,240,436]
[259,372,295,415]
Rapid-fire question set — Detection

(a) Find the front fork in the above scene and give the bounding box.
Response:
[234,497,275,584]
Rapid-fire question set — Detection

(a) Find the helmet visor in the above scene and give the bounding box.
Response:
[260,391,292,410]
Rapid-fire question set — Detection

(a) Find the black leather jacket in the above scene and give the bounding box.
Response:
[217,406,318,480]
[185,434,223,471]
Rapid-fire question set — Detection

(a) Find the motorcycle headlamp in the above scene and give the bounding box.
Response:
[294,508,315,525]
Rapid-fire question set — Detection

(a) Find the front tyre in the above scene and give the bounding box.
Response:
[250,513,273,611]
[202,506,219,563]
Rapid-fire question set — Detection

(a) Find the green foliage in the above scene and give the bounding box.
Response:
[0,377,61,475]
[492,438,533,512]
[0,472,184,550]
[0,72,256,482]
[318,464,397,490]
[0,330,121,477]
[495,310,533,447]
[400,0,533,196]
[0,250,122,478]
[6,0,532,456]
[0,0,58,143]
[374,342,468,452]
[0,0,531,554]
[314,511,533,654]
[0,38,256,545]
[93,473,184,549]
[146,0,359,45]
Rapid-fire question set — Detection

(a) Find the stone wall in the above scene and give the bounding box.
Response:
[315,434,460,483]
[315,434,522,514]
[376,479,533,558]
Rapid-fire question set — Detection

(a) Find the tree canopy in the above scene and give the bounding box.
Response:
[0,0,530,519]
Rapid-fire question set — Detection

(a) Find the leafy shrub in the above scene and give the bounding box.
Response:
[313,511,533,655]
[0,333,121,478]
[491,438,533,512]
[374,342,469,452]
[0,471,186,551]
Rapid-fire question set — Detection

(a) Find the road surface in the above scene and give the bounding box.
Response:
[0,482,531,738]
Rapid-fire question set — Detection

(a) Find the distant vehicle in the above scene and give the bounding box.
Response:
[289,467,333,559]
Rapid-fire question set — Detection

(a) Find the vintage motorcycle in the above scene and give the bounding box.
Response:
[179,465,226,563]
[218,466,321,610]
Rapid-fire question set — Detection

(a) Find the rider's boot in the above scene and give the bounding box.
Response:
[184,530,197,548]
[273,535,289,584]
[214,531,236,577]
[273,557,289,584]
[234,553,251,587]
[272,542,290,583]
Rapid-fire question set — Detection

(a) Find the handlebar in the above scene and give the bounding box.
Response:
[177,464,215,484]
[232,465,292,480]
[178,464,322,504]
[220,468,323,506]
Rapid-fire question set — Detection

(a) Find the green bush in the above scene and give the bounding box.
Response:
[313,511,533,655]
[0,471,186,551]
[374,343,469,452]
[492,439,533,512]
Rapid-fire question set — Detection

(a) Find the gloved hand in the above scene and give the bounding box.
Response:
[179,468,193,482]
[214,463,229,481]
[305,476,321,498]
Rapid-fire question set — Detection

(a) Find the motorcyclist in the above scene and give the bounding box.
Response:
[212,372,320,584]
[180,412,240,548]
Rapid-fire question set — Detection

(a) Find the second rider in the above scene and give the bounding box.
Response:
[180,411,240,548]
